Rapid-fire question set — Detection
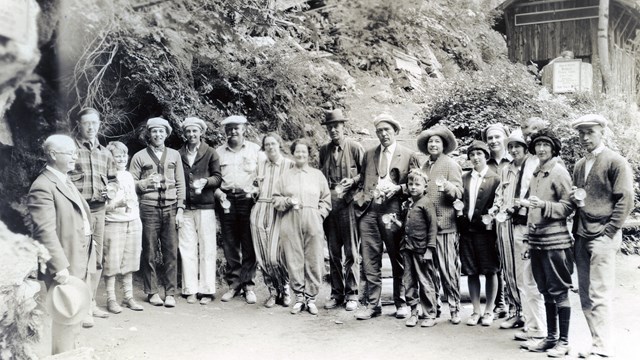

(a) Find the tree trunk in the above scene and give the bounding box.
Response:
[598,0,612,93]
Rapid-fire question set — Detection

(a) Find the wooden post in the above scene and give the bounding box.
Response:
[598,0,613,93]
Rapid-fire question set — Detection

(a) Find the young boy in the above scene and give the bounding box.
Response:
[401,169,439,327]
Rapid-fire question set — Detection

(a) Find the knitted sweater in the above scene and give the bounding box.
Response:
[572,147,634,239]
[420,154,463,234]
[130,147,186,209]
[526,157,573,250]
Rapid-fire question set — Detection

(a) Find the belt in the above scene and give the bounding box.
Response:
[222,188,246,194]
[256,198,272,203]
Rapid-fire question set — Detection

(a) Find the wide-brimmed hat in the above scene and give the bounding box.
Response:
[467,140,490,159]
[373,113,401,134]
[482,123,510,142]
[46,276,91,325]
[147,117,172,135]
[529,128,562,156]
[221,115,247,126]
[571,114,608,129]
[507,128,527,148]
[181,117,207,132]
[417,125,457,155]
[321,109,348,125]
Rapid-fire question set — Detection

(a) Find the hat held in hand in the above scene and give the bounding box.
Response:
[46,276,91,325]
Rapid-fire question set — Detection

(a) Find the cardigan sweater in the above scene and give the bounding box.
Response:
[526,157,573,250]
[130,147,186,209]
[421,154,463,234]
[179,143,222,210]
[572,147,634,239]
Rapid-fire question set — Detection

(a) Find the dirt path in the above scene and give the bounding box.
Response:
[35,254,639,360]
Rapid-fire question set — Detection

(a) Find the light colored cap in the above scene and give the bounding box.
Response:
[373,113,401,133]
[482,123,510,142]
[507,128,527,147]
[571,114,608,129]
[221,115,248,126]
[181,117,207,132]
[146,117,172,135]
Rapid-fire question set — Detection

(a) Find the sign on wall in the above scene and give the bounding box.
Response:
[552,60,593,93]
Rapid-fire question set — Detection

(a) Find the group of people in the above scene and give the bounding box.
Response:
[28,108,633,359]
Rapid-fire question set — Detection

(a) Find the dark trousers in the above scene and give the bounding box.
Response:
[402,250,437,318]
[140,204,178,296]
[359,201,405,308]
[530,248,573,304]
[218,192,256,292]
[323,198,360,301]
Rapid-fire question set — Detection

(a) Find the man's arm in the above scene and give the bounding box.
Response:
[604,158,634,238]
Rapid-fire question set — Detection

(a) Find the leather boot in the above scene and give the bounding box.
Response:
[528,302,558,352]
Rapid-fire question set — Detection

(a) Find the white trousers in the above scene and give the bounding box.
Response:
[513,224,546,335]
[178,209,217,295]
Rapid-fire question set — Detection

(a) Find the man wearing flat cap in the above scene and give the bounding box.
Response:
[355,113,415,320]
[130,117,186,308]
[178,117,222,305]
[416,124,464,324]
[318,109,365,312]
[570,114,634,358]
[214,115,262,304]
[68,107,117,327]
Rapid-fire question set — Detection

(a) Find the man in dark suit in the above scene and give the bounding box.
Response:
[355,113,415,320]
[28,134,94,354]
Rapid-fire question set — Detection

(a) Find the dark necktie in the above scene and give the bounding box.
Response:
[332,145,340,162]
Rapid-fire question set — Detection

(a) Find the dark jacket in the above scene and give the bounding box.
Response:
[458,167,500,233]
[179,143,222,210]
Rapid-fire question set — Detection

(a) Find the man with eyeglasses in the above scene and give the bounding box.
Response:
[28,134,94,353]
[68,107,117,328]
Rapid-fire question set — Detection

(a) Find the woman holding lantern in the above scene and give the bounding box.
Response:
[249,133,294,308]
[273,138,331,315]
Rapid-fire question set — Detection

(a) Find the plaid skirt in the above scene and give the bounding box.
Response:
[103,218,142,276]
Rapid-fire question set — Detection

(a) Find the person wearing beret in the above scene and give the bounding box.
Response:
[68,107,117,326]
[318,109,365,312]
[458,141,501,327]
[355,113,415,320]
[482,122,512,319]
[27,134,94,353]
[524,129,574,357]
[570,114,634,358]
[130,117,186,308]
[178,117,222,305]
[416,124,464,324]
[214,115,262,304]
[492,130,546,341]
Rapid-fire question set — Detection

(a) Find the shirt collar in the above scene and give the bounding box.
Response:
[331,139,345,151]
[150,144,165,153]
[293,165,310,173]
[534,157,559,176]
[382,141,397,155]
[590,144,606,157]
[472,166,489,178]
[46,165,69,183]
[225,140,246,152]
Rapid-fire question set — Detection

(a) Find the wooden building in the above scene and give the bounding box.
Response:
[496,0,640,103]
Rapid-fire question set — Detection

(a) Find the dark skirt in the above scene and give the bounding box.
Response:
[460,230,501,276]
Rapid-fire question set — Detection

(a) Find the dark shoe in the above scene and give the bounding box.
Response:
[122,298,144,311]
[466,313,481,326]
[345,300,358,311]
[395,306,409,319]
[324,297,343,309]
[500,314,525,329]
[528,339,559,353]
[421,318,437,327]
[186,294,197,304]
[264,295,277,308]
[355,307,382,320]
[547,342,570,358]
[405,315,418,327]
[450,311,461,325]
[494,306,508,319]
[220,289,237,302]
[307,302,318,315]
[244,290,257,304]
[290,302,305,314]
[148,293,164,306]
[164,295,176,308]
[107,299,122,314]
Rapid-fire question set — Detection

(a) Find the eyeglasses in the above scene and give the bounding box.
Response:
[54,150,78,156]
